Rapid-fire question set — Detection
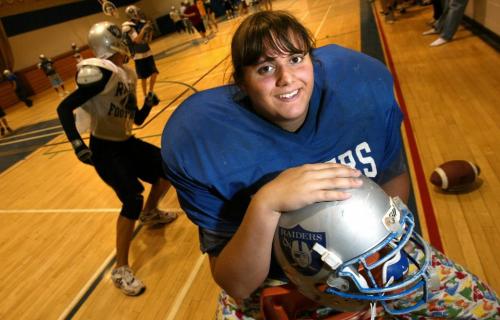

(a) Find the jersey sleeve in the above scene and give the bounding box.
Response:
[161,92,241,234]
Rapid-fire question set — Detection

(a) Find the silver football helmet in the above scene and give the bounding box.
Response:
[88,21,130,59]
[125,5,142,20]
[273,175,432,315]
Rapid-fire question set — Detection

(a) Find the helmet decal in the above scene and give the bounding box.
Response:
[278,224,325,276]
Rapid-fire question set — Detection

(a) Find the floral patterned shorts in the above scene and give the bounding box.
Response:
[215,247,500,320]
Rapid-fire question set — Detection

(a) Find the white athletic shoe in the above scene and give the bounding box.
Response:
[422,28,438,36]
[111,266,145,296]
[140,209,178,226]
[430,37,448,47]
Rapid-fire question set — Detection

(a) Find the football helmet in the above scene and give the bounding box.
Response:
[3,69,10,76]
[88,21,130,59]
[273,175,433,315]
[125,5,142,20]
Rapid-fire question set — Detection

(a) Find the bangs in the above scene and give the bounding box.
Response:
[231,11,315,83]
[242,29,311,66]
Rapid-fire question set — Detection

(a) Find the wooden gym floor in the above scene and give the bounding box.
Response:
[0,0,499,319]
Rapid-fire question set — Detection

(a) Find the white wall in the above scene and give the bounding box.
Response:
[465,0,500,35]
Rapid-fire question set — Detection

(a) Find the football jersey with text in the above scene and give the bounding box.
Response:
[161,44,404,233]
[78,58,137,141]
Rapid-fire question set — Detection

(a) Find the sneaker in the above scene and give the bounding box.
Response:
[146,92,160,106]
[140,209,178,226]
[111,266,145,296]
[422,28,438,36]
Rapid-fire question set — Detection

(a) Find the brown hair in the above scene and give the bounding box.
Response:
[231,11,315,85]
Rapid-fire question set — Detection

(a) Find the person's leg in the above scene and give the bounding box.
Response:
[116,215,136,267]
[143,178,171,213]
[3,118,12,132]
[440,0,468,40]
[148,72,158,94]
[433,0,444,20]
[434,0,450,32]
[111,209,145,296]
[389,246,500,318]
[91,137,145,296]
[132,138,177,225]
[0,118,6,136]
[141,78,147,97]
[211,14,219,31]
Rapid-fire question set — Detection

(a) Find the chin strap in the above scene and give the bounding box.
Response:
[312,243,342,269]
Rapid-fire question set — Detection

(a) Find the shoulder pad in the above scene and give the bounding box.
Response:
[122,21,134,32]
[77,65,103,86]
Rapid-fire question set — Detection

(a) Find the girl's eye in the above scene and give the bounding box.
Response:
[290,55,304,64]
[257,64,275,75]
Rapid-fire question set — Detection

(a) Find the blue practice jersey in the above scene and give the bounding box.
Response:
[162,44,404,234]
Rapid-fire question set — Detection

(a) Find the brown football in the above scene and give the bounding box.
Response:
[430,160,480,191]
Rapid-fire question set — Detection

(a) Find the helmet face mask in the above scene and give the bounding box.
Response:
[273,175,432,315]
[88,21,130,59]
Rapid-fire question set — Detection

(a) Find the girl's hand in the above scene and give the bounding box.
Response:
[254,163,363,214]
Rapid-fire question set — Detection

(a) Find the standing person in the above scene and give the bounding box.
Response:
[422,0,469,46]
[37,54,69,97]
[57,21,177,296]
[180,1,196,34]
[183,1,209,43]
[71,42,83,63]
[122,5,160,103]
[204,0,219,32]
[0,105,14,136]
[161,11,500,319]
[3,69,33,107]
[223,0,235,19]
[197,0,217,33]
[169,6,185,33]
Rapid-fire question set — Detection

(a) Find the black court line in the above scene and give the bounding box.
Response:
[63,225,143,320]
[360,0,421,234]
[0,119,62,173]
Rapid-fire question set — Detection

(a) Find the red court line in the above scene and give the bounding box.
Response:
[372,7,444,252]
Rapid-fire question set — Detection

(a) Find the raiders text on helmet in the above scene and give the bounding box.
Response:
[273,175,433,315]
[88,21,130,59]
